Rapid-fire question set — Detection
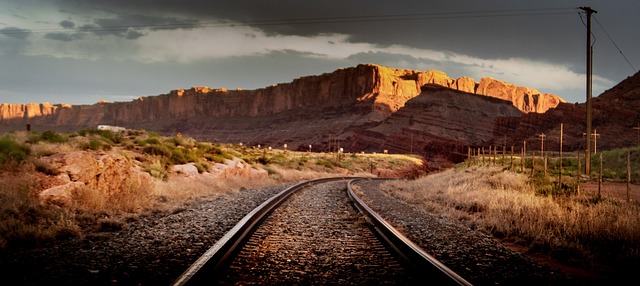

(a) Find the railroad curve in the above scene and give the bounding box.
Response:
[172,177,471,285]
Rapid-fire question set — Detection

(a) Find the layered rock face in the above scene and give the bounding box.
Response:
[346,85,524,163]
[0,64,570,165]
[0,64,562,128]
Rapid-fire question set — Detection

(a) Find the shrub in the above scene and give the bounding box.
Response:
[0,138,31,165]
[143,158,168,181]
[194,162,210,173]
[27,130,69,144]
[142,144,172,157]
[144,138,161,145]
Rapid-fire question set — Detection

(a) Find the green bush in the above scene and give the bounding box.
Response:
[142,144,172,157]
[27,130,68,144]
[0,138,31,165]
[143,138,161,145]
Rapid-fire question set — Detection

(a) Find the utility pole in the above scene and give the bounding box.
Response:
[592,129,601,154]
[538,133,546,157]
[580,6,597,175]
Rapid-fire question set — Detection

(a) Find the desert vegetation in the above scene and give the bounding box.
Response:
[0,129,420,250]
[381,161,640,273]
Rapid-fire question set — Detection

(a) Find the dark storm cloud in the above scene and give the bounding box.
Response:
[59,20,75,28]
[44,32,85,42]
[80,14,197,39]
[93,14,199,31]
[45,1,610,67]
[2,0,638,105]
[0,27,31,39]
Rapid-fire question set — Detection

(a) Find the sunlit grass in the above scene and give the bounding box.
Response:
[381,166,640,270]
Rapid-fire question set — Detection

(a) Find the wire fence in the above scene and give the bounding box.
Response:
[465,145,640,202]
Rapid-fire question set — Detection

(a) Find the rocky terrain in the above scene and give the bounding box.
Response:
[0,64,564,166]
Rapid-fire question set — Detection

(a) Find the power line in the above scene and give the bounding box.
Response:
[593,16,637,73]
[0,8,576,36]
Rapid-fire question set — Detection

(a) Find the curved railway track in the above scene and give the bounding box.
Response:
[172,177,472,286]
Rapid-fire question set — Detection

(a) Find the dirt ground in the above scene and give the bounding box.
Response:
[580,180,640,202]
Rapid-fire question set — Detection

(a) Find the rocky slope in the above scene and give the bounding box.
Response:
[491,70,640,153]
[0,64,566,165]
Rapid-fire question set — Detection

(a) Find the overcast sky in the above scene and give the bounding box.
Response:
[1,0,638,105]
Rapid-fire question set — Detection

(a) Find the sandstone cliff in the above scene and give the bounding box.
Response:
[0,64,568,165]
[0,64,562,127]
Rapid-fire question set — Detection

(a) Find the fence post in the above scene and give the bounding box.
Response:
[492,145,496,167]
[510,145,514,171]
[577,151,581,196]
[544,155,548,177]
[598,153,603,199]
[559,123,563,185]
[628,151,631,202]
[467,147,471,168]
[530,149,535,177]
[522,141,526,173]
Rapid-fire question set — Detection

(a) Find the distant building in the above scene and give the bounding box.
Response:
[97,125,126,132]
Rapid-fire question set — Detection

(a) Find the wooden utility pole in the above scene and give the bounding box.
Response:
[538,133,546,157]
[580,6,597,176]
[592,129,601,154]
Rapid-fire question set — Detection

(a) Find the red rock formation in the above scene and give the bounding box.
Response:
[0,64,570,167]
[346,85,524,160]
[0,64,562,129]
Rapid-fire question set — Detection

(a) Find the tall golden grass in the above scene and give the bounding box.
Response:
[380,166,640,270]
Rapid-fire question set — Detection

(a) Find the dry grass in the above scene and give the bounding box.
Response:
[152,173,277,205]
[0,168,80,249]
[380,166,640,270]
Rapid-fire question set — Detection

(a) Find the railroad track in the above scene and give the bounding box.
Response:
[172,177,472,286]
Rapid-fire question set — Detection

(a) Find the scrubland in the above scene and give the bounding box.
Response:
[0,129,420,250]
[381,165,640,272]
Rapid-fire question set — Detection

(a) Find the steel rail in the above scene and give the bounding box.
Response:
[171,176,354,286]
[347,178,473,286]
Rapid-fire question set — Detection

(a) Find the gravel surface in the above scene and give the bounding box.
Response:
[1,185,287,285]
[353,179,579,286]
[217,181,417,285]
[1,179,584,285]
